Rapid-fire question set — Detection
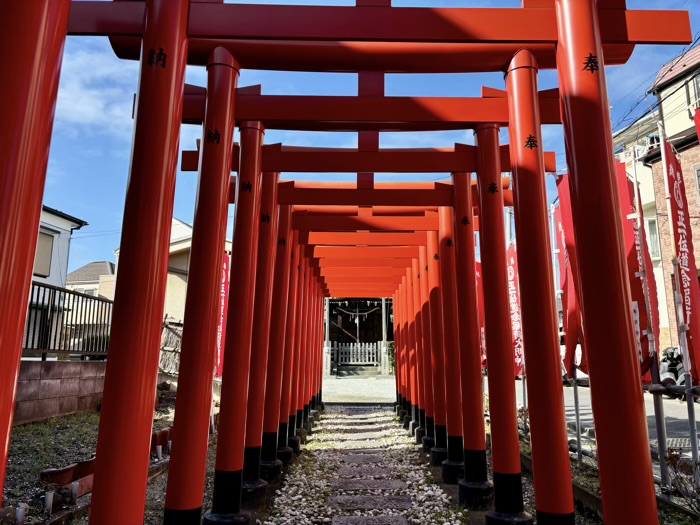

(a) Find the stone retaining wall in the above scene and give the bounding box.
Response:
[13,361,106,425]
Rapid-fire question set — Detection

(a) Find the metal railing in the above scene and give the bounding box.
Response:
[23,281,113,357]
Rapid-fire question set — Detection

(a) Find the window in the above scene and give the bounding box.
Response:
[33,231,54,278]
[646,218,661,260]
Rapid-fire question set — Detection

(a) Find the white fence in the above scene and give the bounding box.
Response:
[325,342,390,375]
[336,342,380,365]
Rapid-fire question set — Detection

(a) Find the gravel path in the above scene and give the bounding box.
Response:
[263,405,468,525]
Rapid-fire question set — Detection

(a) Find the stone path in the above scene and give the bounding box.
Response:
[261,405,468,525]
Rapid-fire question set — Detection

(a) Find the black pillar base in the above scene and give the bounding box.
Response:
[459,479,494,510]
[260,459,283,483]
[241,478,267,507]
[535,511,576,525]
[163,507,202,525]
[442,459,464,484]
[484,512,533,525]
[402,414,412,430]
[288,436,301,454]
[202,512,250,525]
[318,401,325,412]
[409,420,419,435]
[415,427,426,444]
[422,435,435,453]
[277,446,294,465]
[304,417,313,434]
[398,408,407,420]
[295,427,307,444]
[430,447,448,466]
[310,409,320,422]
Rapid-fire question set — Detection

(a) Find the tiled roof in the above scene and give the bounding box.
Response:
[67,261,115,283]
[651,46,700,93]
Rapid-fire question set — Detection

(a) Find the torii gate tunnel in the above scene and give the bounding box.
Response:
[0,1,692,525]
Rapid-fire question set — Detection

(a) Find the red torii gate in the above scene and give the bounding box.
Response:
[0,2,691,525]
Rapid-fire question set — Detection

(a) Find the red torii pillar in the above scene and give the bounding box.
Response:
[242,171,280,503]
[506,49,574,524]
[555,1,658,523]
[427,230,449,465]
[204,121,264,525]
[289,257,308,448]
[397,279,409,420]
[453,172,492,509]
[418,246,436,450]
[90,2,190,524]
[403,265,418,430]
[476,124,531,524]
[163,48,238,525]
[438,206,465,484]
[261,207,294,469]
[394,289,405,416]
[0,0,71,497]
[296,258,312,437]
[280,240,302,456]
[411,257,427,439]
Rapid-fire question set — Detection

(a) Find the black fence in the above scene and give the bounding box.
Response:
[23,281,113,358]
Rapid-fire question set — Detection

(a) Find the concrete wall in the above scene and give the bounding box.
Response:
[13,361,106,425]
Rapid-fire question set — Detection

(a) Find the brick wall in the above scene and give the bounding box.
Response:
[13,361,106,425]
[651,141,700,350]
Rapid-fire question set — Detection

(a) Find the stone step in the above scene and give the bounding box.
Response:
[329,495,412,511]
[332,517,408,525]
[331,478,407,491]
[341,454,385,465]
[337,466,393,478]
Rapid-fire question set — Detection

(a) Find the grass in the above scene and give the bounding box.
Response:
[4,412,100,507]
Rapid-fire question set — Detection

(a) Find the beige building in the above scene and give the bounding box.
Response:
[639,47,700,349]
[82,218,232,322]
[613,112,672,348]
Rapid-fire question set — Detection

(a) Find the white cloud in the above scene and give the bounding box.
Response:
[55,38,139,141]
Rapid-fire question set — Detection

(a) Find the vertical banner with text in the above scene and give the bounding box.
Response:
[506,243,524,377]
[475,261,486,369]
[664,140,700,382]
[557,175,588,376]
[215,253,231,378]
[616,161,661,381]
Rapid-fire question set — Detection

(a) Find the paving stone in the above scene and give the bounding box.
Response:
[331,517,408,525]
[342,448,386,455]
[337,466,393,478]
[335,441,385,450]
[331,478,407,491]
[341,454,385,464]
[329,495,412,510]
[338,431,388,441]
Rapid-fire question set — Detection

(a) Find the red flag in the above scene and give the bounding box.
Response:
[556,175,587,376]
[663,140,700,383]
[615,161,661,381]
[215,253,230,378]
[475,261,486,369]
[695,109,700,139]
[506,243,524,377]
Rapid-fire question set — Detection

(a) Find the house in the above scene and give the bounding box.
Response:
[34,206,87,288]
[67,261,116,300]
[110,217,232,322]
[24,206,89,355]
[639,47,700,349]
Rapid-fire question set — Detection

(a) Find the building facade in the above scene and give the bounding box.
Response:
[640,47,700,350]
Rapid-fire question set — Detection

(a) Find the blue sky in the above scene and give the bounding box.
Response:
[49,0,699,272]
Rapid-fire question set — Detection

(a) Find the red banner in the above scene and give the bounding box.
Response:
[215,253,230,378]
[615,161,661,380]
[556,174,588,376]
[475,261,486,369]
[695,109,700,140]
[664,140,700,382]
[506,243,524,377]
